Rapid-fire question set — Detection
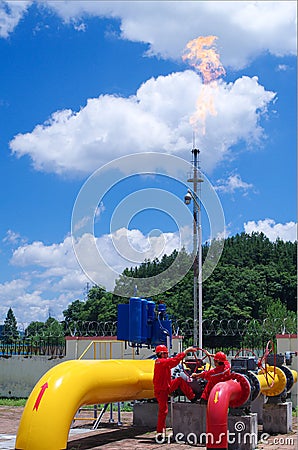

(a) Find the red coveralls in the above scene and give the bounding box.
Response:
[153,352,195,433]
[199,360,231,400]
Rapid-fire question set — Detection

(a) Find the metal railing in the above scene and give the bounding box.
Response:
[0,338,66,358]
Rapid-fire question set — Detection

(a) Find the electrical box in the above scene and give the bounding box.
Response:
[231,357,258,373]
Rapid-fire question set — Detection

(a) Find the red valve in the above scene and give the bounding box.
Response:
[258,340,276,388]
[234,348,258,359]
[182,347,212,377]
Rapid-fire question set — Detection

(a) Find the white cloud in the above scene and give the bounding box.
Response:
[6,226,190,323]
[216,174,254,194]
[2,229,26,246]
[0,0,32,38]
[11,236,76,268]
[0,278,46,326]
[44,1,297,69]
[10,71,276,176]
[72,227,191,290]
[1,2,295,68]
[73,22,86,32]
[276,64,289,72]
[4,218,295,323]
[244,219,297,242]
[0,277,79,327]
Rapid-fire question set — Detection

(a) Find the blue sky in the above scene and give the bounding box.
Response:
[0,1,296,326]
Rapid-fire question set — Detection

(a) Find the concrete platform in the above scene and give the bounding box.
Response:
[172,402,206,446]
[263,401,292,434]
[251,394,265,424]
[172,403,258,450]
[133,401,171,428]
[228,413,258,450]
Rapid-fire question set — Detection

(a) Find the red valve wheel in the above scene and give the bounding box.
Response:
[258,340,276,388]
[234,348,258,359]
[182,348,212,377]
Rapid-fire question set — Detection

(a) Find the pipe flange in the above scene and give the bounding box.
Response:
[246,371,261,402]
[279,365,294,392]
[229,372,251,408]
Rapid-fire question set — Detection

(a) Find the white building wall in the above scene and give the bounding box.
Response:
[0,356,61,397]
[276,334,298,408]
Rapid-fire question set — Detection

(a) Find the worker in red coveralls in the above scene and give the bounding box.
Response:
[153,344,199,434]
[191,351,231,404]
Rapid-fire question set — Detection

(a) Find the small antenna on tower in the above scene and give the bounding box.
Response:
[192,131,196,149]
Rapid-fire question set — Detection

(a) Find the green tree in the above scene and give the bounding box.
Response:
[25,321,46,338]
[63,286,118,334]
[26,232,296,344]
[2,308,19,343]
[260,298,297,341]
[25,317,64,345]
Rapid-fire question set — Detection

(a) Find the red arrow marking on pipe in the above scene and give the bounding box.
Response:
[33,382,48,411]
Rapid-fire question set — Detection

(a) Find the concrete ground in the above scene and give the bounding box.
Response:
[0,406,296,450]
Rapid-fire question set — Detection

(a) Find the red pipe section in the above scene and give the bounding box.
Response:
[206,373,251,450]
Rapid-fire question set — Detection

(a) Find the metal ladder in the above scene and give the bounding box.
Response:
[73,402,123,429]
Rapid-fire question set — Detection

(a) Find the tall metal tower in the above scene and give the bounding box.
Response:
[187,148,204,349]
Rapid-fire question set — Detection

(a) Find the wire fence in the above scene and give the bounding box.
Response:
[0,317,295,358]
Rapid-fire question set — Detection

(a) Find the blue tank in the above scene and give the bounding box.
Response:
[147,300,156,342]
[117,297,172,347]
[141,299,148,342]
[129,297,142,343]
[117,303,129,341]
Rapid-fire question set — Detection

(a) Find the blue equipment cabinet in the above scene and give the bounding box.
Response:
[117,297,172,348]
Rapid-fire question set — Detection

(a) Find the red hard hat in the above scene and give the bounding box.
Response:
[156,345,168,353]
[214,351,227,362]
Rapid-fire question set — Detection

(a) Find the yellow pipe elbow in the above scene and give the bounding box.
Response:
[15,359,155,450]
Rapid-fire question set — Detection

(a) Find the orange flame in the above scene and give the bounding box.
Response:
[183,36,225,134]
[182,36,225,84]
[189,83,217,134]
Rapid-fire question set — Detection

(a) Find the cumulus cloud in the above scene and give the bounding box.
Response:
[0,277,80,326]
[1,2,296,68]
[216,174,254,195]
[0,278,46,326]
[12,236,76,268]
[44,1,297,69]
[10,71,276,176]
[0,0,32,38]
[244,219,297,242]
[6,226,190,323]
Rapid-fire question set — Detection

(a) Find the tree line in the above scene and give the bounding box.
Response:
[1,232,296,348]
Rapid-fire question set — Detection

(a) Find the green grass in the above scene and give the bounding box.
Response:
[0,398,134,410]
[0,398,296,416]
[0,398,27,407]
[78,402,133,412]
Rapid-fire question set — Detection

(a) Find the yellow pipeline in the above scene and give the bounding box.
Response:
[257,365,287,396]
[15,359,155,450]
[291,369,297,384]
